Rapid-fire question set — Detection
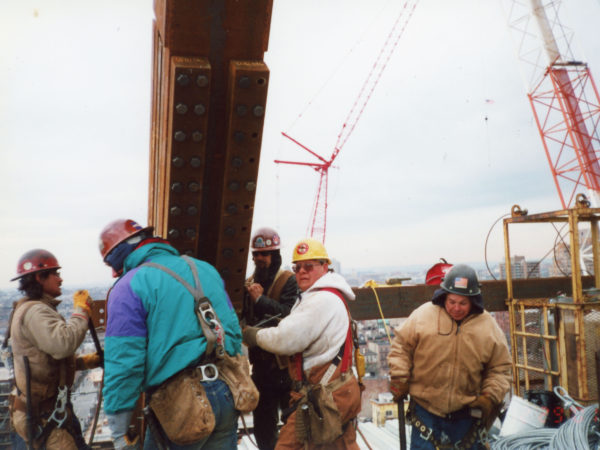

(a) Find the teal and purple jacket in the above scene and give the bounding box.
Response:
[102,241,242,414]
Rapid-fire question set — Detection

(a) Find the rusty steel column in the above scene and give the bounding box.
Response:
[148,0,273,310]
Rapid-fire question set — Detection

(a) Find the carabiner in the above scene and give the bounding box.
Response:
[48,386,68,428]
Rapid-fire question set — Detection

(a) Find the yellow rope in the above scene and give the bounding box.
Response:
[363,280,392,344]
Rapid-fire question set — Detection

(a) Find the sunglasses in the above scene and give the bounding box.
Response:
[292,261,323,273]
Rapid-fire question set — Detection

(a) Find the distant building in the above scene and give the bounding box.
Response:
[367,339,390,373]
[499,255,541,279]
[371,392,398,427]
[363,348,378,376]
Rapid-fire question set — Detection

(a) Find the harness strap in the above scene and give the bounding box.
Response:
[141,256,225,360]
[407,401,484,449]
[319,288,354,374]
[292,288,354,385]
[267,270,294,300]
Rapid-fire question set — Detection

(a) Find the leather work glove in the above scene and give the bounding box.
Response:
[75,352,103,371]
[389,376,409,402]
[113,434,140,450]
[468,394,496,429]
[73,289,93,316]
[242,326,259,348]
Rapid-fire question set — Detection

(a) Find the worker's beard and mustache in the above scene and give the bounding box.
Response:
[253,251,282,289]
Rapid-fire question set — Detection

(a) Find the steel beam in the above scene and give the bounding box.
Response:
[148,0,273,309]
[348,276,596,320]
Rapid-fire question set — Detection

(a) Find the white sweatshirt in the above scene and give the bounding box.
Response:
[256,271,355,371]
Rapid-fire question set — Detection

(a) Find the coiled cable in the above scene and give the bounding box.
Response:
[490,405,599,450]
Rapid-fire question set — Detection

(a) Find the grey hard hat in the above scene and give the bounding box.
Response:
[440,264,481,296]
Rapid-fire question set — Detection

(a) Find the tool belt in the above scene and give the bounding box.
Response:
[294,372,355,445]
[407,400,486,449]
[149,363,218,446]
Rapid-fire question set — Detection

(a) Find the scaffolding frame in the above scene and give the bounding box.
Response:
[504,202,600,403]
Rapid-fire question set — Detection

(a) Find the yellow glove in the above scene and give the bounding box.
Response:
[73,290,93,315]
[76,352,103,370]
[389,376,409,402]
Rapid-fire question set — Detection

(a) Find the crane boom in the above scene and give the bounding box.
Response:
[504,0,600,208]
[276,0,420,243]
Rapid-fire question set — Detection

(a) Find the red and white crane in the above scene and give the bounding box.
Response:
[504,0,600,208]
[275,0,420,244]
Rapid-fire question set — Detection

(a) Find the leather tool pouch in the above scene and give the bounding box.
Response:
[149,368,215,445]
[294,383,343,445]
[217,352,259,413]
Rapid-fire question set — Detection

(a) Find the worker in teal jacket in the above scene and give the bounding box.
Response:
[98,219,242,449]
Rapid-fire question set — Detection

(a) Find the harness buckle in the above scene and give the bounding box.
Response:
[478,427,488,443]
[419,427,433,442]
[198,363,219,381]
[198,302,216,323]
[47,386,68,428]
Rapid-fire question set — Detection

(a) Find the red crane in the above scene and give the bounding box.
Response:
[505,0,600,208]
[275,0,420,244]
[504,0,600,274]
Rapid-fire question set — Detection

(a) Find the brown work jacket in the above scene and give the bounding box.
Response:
[10,294,87,407]
[388,302,511,417]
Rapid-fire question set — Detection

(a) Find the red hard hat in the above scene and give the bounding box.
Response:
[99,219,153,260]
[11,249,61,281]
[251,227,281,251]
[425,259,453,286]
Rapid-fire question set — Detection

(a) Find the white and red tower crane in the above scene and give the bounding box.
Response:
[504,0,600,273]
[275,0,420,244]
[504,0,600,208]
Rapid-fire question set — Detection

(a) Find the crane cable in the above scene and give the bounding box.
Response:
[483,211,571,280]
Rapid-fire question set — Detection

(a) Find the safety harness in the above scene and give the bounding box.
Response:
[407,400,486,450]
[291,288,355,387]
[5,299,79,447]
[141,256,230,449]
[143,255,226,369]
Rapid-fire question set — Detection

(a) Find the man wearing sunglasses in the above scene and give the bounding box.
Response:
[243,238,361,449]
[243,227,298,450]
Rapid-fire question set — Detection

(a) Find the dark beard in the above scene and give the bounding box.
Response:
[253,251,282,289]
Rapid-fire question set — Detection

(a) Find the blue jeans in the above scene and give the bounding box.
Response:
[144,379,238,450]
[410,402,484,450]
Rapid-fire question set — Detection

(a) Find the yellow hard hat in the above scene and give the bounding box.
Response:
[292,238,331,264]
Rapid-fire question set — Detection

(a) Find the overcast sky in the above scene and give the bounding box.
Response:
[1,0,600,290]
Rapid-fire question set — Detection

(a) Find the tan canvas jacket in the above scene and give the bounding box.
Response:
[11,294,87,403]
[388,302,511,417]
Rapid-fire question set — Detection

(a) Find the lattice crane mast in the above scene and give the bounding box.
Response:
[504,0,600,208]
[275,0,420,244]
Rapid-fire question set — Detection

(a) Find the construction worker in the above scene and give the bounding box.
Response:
[388,264,511,450]
[7,249,100,449]
[243,238,361,449]
[243,227,298,450]
[98,219,242,449]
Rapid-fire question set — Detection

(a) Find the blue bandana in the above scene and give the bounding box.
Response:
[105,237,142,273]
